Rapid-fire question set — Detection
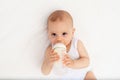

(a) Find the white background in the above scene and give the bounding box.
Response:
[0,0,120,79]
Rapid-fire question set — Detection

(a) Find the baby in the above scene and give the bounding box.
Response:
[41,10,96,80]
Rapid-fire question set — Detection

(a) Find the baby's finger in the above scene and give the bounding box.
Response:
[63,58,70,63]
[49,50,57,57]
[63,56,70,61]
[64,54,70,58]
[50,53,59,58]
[50,55,60,62]
[63,60,71,65]
[50,49,54,54]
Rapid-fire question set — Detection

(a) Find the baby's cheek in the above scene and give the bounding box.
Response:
[65,40,70,45]
[50,38,55,44]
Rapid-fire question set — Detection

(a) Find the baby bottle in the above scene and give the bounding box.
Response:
[52,43,67,75]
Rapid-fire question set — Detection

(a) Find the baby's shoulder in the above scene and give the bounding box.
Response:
[77,39,84,46]
[73,37,84,48]
[73,36,83,44]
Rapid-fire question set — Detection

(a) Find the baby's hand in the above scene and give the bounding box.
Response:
[48,49,60,64]
[62,54,74,68]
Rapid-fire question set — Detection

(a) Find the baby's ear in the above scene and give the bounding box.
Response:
[72,28,75,34]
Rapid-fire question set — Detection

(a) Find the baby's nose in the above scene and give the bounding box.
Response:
[56,36,63,43]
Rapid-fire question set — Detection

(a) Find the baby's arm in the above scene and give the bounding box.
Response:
[41,45,59,75]
[73,40,90,68]
[63,40,89,69]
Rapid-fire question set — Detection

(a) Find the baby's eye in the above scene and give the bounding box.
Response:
[62,32,67,36]
[51,33,56,37]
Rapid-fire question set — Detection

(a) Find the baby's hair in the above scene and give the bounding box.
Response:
[47,10,73,26]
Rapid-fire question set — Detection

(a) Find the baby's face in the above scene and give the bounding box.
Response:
[48,20,75,46]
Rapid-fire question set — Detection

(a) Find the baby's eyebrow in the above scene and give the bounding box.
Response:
[51,32,56,33]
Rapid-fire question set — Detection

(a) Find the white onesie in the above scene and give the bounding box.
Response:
[49,37,91,80]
